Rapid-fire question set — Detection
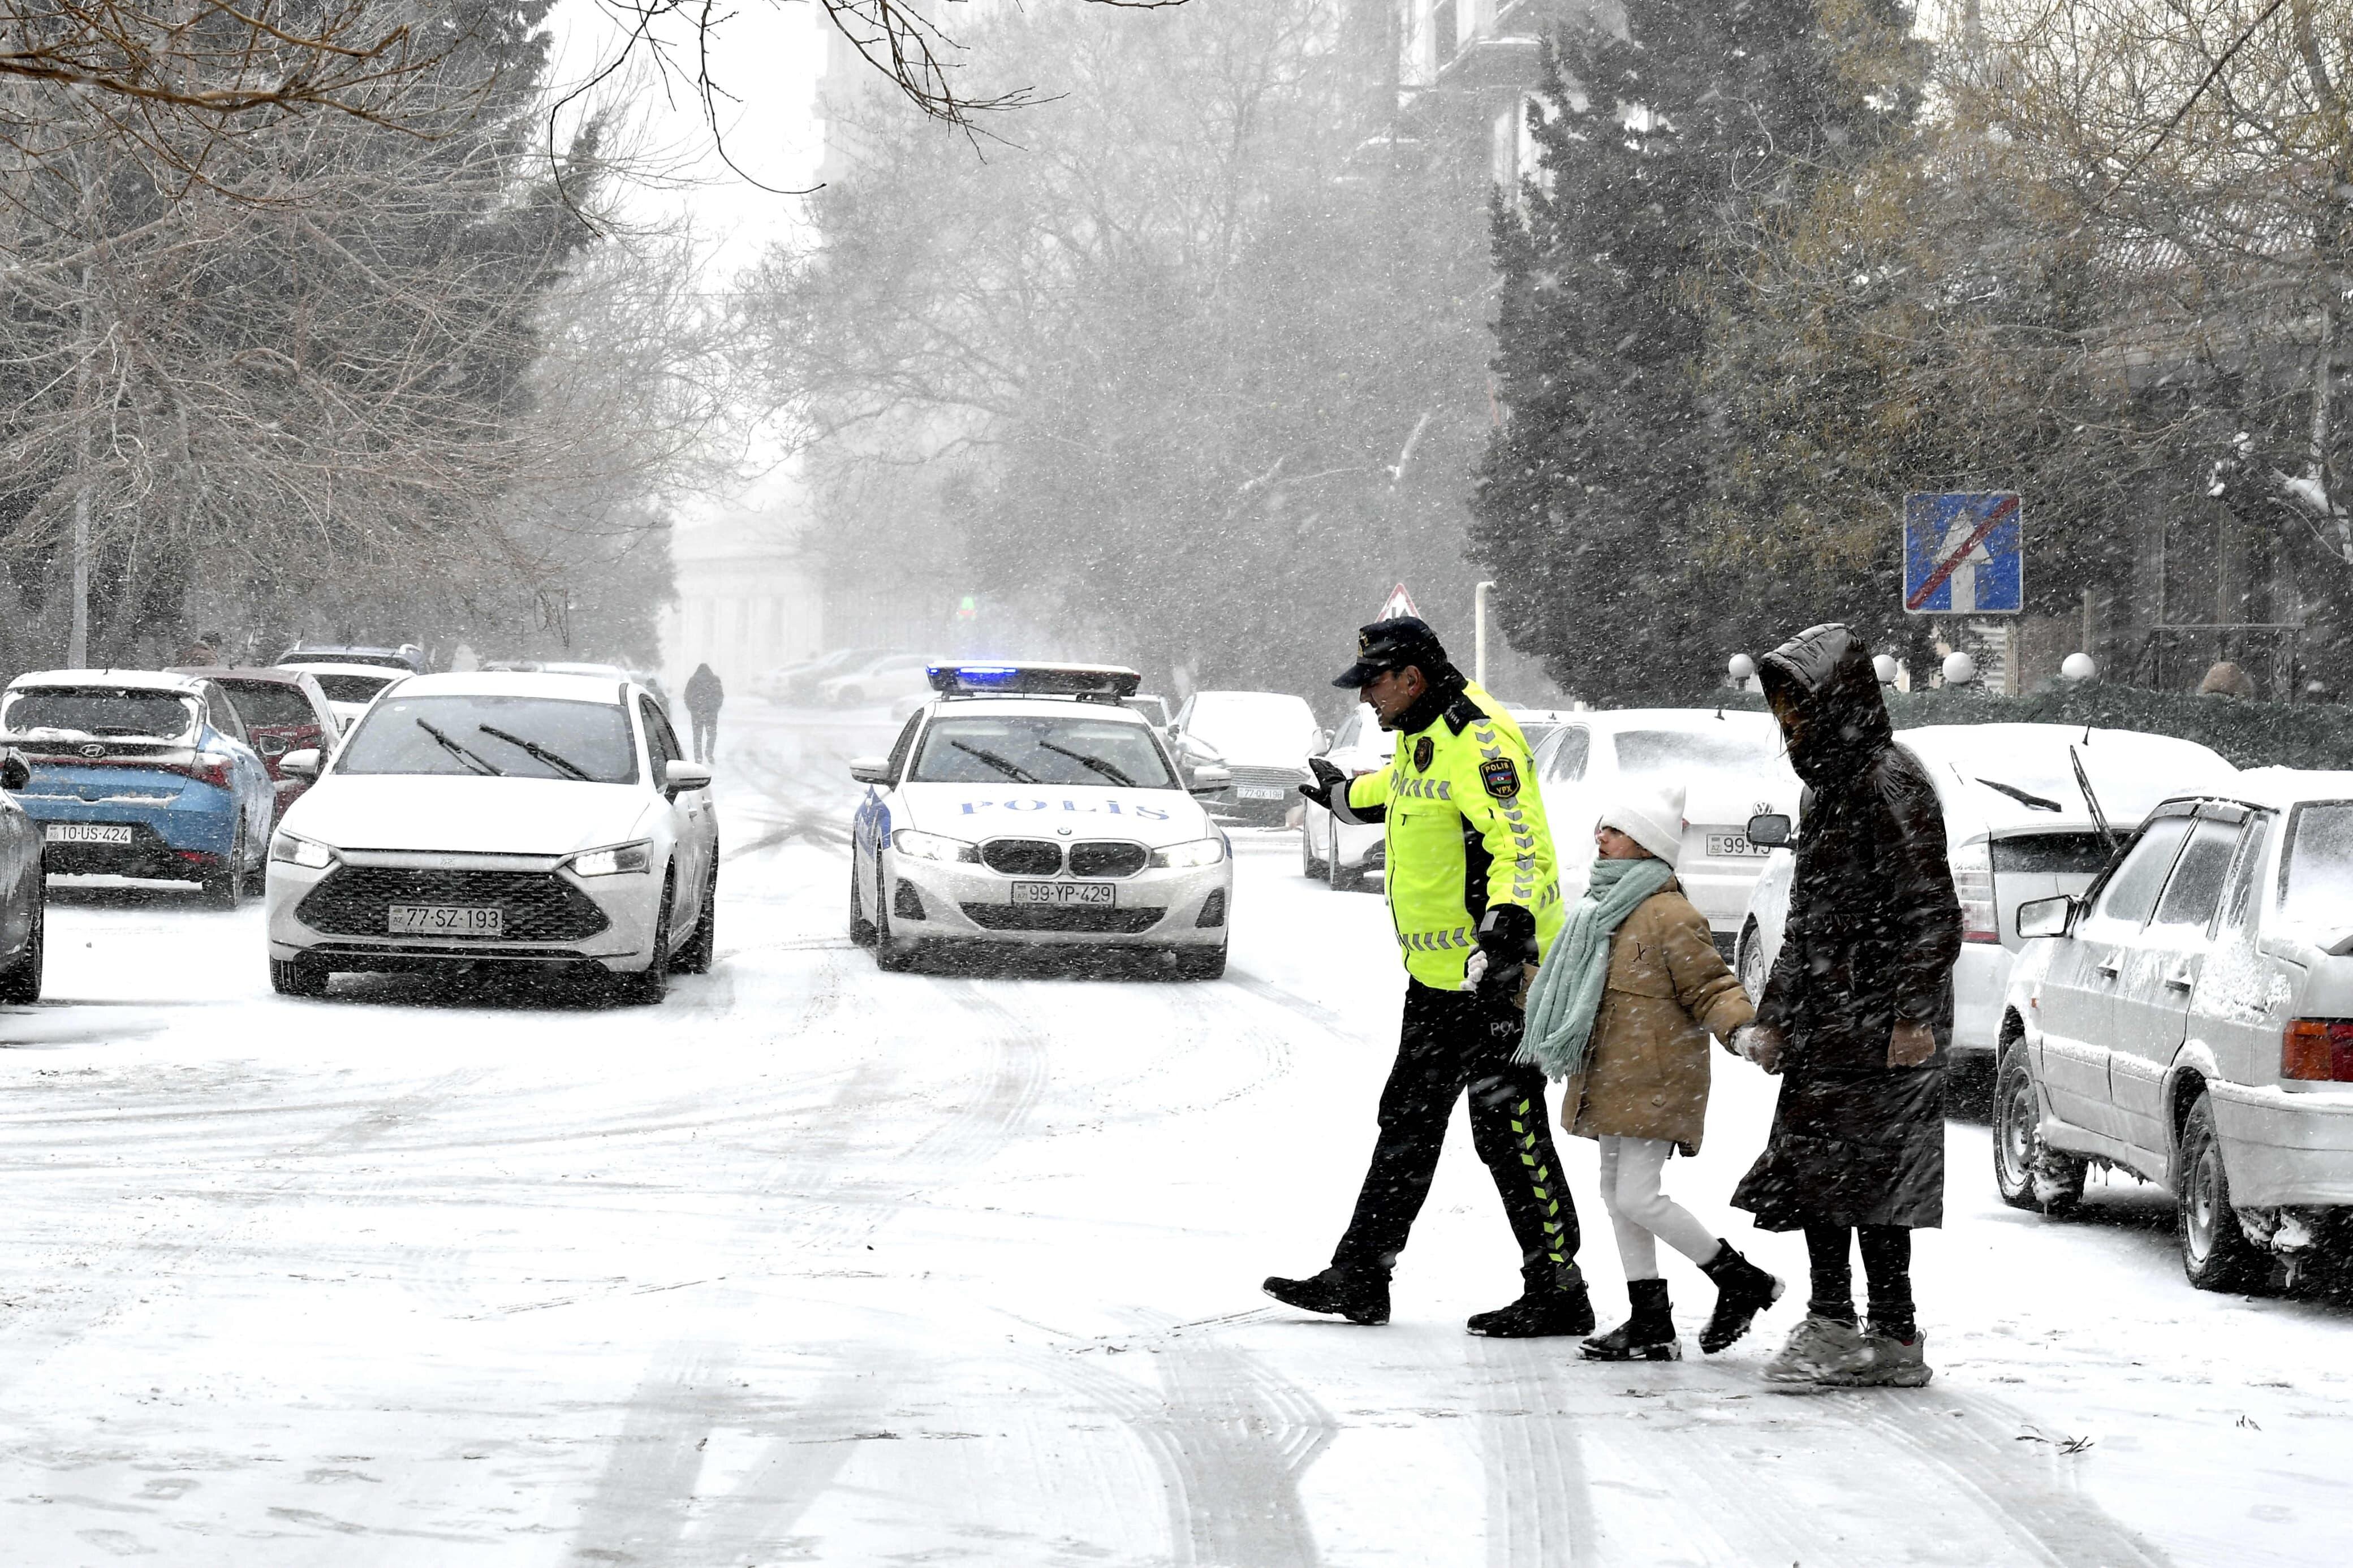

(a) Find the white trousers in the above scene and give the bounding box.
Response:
[1597,1135,1722,1281]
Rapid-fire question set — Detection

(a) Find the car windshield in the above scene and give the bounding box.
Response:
[2281,802,2353,927]
[218,683,317,729]
[4,688,197,740]
[1183,693,1321,759]
[1902,731,2234,824]
[309,671,399,705]
[1615,727,1783,781]
[908,715,1177,788]
[338,695,638,784]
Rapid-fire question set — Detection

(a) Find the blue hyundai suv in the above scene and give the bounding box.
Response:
[1,671,275,906]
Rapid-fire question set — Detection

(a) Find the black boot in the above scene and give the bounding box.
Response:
[1580,1278,1680,1361]
[1263,1267,1390,1325]
[1697,1239,1785,1354]
[1466,1265,1596,1338]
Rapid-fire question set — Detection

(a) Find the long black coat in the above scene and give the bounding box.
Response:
[685,664,724,719]
[1730,625,1962,1232]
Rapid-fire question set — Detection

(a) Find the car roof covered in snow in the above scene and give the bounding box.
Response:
[5,668,206,694]
[2197,767,2353,810]
[1898,723,2239,841]
[1571,706,1782,733]
[389,671,633,704]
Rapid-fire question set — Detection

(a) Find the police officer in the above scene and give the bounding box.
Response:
[1262,617,1593,1336]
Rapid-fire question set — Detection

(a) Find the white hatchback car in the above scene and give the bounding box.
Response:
[849,663,1235,977]
[264,672,716,1001]
[1735,724,2240,1057]
[1998,771,2353,1290]
[1529,708,1800,946]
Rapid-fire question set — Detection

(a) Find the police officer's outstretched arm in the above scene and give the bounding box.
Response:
[1303,757,1387,825]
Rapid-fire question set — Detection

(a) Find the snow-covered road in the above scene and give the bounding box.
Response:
[1,702,2345,1566]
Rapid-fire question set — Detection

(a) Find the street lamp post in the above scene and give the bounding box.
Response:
[1473,580,1496,688]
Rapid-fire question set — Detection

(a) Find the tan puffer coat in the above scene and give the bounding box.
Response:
[1563,881,1756,1155]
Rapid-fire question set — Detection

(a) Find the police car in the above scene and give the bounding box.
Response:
[847,663,1236,977]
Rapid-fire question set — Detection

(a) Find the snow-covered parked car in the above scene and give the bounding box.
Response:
[848,663,1234,978]
[1171,689,1324,827]
[1736,724,2240,1058]
[1529,708,1800,946]
[1997,770,2353,1291]
[264,671,716,1001]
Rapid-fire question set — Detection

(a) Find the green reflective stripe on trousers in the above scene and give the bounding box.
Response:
[1514,1097,1570,1264]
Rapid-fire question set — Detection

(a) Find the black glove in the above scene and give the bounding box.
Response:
[1299,755,1349,811]
[1466,904,1539,997]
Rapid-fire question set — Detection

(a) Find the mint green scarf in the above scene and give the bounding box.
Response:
[1516,856,1677,1081]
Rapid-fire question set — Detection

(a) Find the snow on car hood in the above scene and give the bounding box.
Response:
[1682,776,1800,829]
[279,774,650,857]
[897,783,1216,847]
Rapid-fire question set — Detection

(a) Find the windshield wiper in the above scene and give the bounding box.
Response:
[477,723,594,781]
[949,739,1037,783]
[1037,738,1136,787]
[415,718,502,777]
[1973,778,2063,812]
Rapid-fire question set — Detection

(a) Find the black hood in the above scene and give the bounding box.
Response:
[1757,624,1891,789]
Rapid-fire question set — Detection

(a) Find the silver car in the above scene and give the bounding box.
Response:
[1999,770,2353,1291]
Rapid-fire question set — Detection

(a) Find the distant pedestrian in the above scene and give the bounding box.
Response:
[1735,624,1962,1389]
[1519,786,1783,1362]
[685,663,724,763]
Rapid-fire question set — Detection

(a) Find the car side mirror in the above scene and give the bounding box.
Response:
[2016,895,2075,940]
[1746,812,1794,848]
[1190,764,1232,796]
[848,755,892,786]
[0,751,26,792]
[663,759,713,797]
[279,749,321,780]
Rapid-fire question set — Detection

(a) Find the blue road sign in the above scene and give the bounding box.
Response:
[1903,493,2023,615]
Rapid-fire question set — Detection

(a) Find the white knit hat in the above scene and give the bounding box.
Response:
[1597,784,1686,865]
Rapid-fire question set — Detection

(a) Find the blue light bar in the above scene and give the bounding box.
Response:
[926,662,1144,700]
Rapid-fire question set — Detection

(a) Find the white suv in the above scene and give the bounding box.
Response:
[1999,770,2353,1291]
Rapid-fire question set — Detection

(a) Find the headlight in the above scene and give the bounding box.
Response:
[1151,837,1226,869]
[269,831,336,870]
[571,840,652,877]
[894,828,979,863]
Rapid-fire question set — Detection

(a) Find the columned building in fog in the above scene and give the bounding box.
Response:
[662,508,823,691]
[1395,1,1609,185]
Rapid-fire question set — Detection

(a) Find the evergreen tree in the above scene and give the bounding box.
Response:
[1472,1,1917,701]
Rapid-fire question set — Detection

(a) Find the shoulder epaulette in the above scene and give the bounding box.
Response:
[1442,692,1480,736]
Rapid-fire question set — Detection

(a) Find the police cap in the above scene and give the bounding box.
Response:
[1333,616,1449,689]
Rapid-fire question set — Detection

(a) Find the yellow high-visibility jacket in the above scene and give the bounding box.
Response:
[1335,681,1565,988]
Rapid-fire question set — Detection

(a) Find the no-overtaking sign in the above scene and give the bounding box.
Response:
[1903,493,2023,615]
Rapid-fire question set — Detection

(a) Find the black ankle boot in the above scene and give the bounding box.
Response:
[1466,1267,1595,1338]
[1580,1278,1680,1361]
[1263,1267,1390,1325]
[1697,1238,1785,1354]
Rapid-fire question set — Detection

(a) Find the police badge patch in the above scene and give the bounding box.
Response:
[1413,736,1434,772]
[1480,757,1521,799]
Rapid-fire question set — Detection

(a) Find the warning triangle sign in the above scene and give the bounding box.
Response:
[1378,582,1420,621]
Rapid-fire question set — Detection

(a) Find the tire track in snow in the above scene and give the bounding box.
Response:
[561,973,1052,1563]
[1467,1339,1598,1567]
[1014,1316,1337,1568]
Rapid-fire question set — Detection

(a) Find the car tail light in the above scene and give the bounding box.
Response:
[1952,844,1998,943]
[165,753,234,790]
[2282,1020,2353,1082]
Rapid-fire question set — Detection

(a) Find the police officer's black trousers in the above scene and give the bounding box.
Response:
[1330,980,1581,1289]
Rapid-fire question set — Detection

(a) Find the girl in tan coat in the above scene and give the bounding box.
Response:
[1519,785,1785,1361]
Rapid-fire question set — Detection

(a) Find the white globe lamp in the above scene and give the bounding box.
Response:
[1941,651,1978,686]
[1727,654,1757,685]
[1872,654,1900,686]
[2060,651,2097,684]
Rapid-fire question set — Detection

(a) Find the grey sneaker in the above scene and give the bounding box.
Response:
[1820,1330,1933,1389]
[1760,1314,1869,1384]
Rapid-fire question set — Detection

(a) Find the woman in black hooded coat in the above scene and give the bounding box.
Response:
[1733,624,1961,1387]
